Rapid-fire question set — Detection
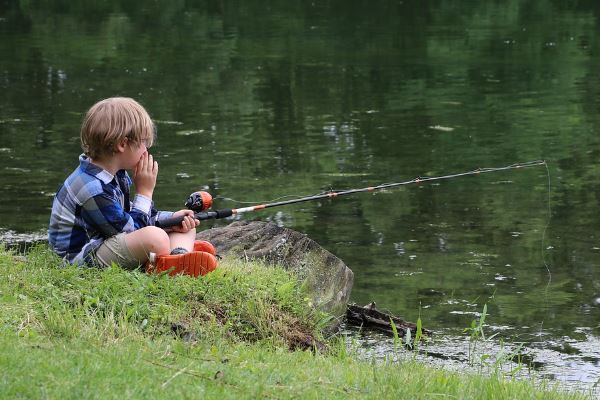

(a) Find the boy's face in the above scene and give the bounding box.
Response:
[123,139,149,170]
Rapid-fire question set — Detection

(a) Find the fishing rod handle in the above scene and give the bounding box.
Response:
[155,209,234,228]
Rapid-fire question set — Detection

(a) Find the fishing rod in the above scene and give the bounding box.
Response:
[155,160,547,229]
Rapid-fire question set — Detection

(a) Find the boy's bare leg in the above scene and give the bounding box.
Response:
[168,228,196,252]
[123,226,171,262]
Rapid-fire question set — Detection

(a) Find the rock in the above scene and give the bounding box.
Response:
[0,230,47,252]
[197,221,354,319]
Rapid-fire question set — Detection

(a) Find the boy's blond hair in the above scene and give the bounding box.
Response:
[81,97,155,160]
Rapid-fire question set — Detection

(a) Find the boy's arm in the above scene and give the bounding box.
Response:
[81,193,152,237]
[134,194,174,226]
[121,178,174,228]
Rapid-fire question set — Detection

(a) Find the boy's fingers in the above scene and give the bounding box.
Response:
[143,152,157,174]
[185,215,199,229]
[181,216,191,229]
[141,152,148,165]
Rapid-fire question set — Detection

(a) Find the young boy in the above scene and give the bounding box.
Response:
[48,97,217,276]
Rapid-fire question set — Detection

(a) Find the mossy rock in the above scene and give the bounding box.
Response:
[197,221,354,319]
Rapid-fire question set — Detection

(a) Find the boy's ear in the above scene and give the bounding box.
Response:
[115,138,128,153]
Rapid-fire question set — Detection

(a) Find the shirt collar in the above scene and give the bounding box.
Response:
[78,154,117,185]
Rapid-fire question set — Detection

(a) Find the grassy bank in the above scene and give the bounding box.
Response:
[0,246,590,399]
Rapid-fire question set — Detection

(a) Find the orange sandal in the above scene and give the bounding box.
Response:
[146,241,218,277]
[193,240,216,256]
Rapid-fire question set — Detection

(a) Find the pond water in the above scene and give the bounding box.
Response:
[1,0,599,393]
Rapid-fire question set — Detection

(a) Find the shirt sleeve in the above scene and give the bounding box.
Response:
[132,193,175,227]
[151,210,175,225]
[81,192,150,238]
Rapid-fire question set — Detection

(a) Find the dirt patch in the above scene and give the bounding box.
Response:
[176,300,325,351]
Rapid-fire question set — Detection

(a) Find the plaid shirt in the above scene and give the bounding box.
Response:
[48,154,173,266]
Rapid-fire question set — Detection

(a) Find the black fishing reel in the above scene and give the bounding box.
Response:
[185,191,213,212]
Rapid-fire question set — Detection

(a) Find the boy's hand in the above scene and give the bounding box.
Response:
[170,209,200,233]
[133,151,158,198]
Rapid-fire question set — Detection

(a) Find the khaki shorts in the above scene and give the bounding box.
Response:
[94,233,141,270]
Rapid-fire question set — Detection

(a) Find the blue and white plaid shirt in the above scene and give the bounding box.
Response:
[48,154,173,266]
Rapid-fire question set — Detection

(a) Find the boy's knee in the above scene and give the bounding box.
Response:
[125,226,170,256]
[143,226,170,247]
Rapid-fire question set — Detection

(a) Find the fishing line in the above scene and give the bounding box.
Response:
[537,160,553,344]
[541,161,553,286]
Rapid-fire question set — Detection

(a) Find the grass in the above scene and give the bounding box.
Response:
[0,245,593,399]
